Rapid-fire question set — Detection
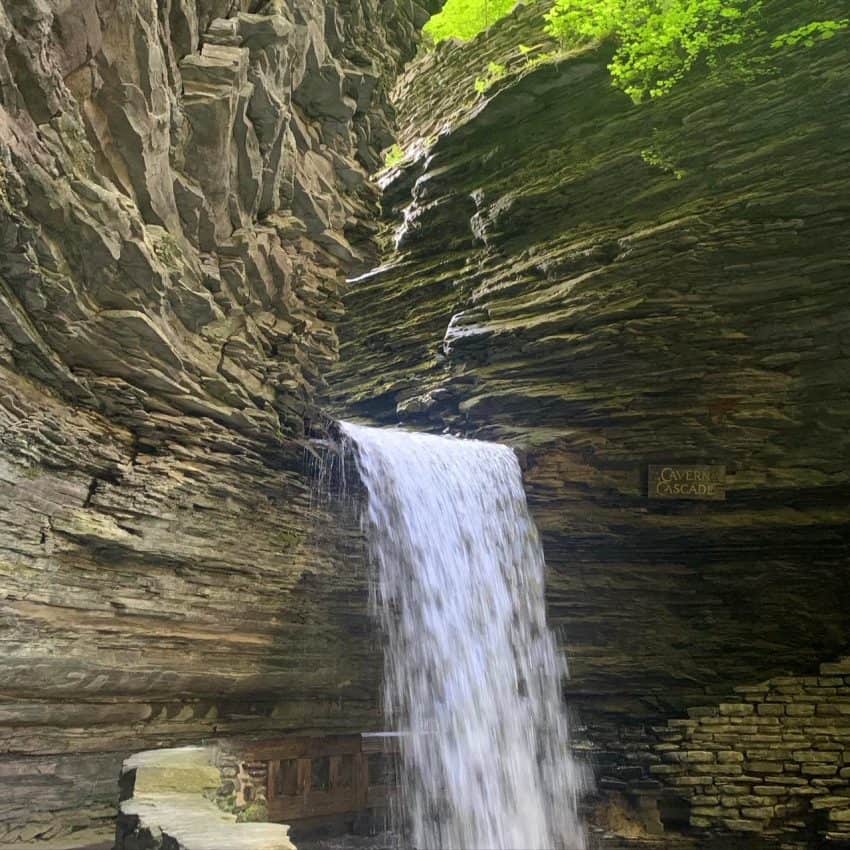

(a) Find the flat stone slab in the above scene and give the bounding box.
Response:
[122,794,295,850]
[123,746,221,795]
[118,747,295,850]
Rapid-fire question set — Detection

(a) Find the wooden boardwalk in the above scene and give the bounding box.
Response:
[241,734,399,827]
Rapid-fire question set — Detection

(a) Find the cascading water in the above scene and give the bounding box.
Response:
[339,421,586,850]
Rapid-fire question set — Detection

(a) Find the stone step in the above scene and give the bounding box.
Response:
[117,746,295,850]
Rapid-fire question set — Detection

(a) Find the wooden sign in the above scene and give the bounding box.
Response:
[648,464,726,501]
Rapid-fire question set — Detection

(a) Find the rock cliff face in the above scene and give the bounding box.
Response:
[0,0,433,842]
[3,0,850,845]
[327,0,850,843]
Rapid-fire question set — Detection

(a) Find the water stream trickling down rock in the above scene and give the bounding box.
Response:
[340,421,586,850]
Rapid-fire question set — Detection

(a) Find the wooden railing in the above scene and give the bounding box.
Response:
[241,733,399,825]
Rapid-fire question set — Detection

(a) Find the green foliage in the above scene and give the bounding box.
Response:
[383,144,405,169]
[236,800,268,823]
[771,18,849,48]
[545,0,764,101]
[474,61,508,94]
[424,0,517,43]
[640,130,686,179]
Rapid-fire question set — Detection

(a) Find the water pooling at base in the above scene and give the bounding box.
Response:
[339,422,586,850]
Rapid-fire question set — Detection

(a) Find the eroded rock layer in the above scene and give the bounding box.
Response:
[327,0,850,843]
[0,0,434,841]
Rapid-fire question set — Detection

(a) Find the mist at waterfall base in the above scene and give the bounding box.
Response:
[338,422,586,850]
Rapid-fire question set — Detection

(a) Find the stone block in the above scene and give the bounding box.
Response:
[691,806,724,817]
[124,747,221,795]
[719,703,755,717]
[734,684,770,696]
[793,750,840,763]
[722,818,764,833]
[741,806,775,819]
[718,784,753,795]
[810,796,850,810]
[786,704,815,717]
[670,776,709,787]
[787,785,822,796]
[649,764,683,776]
[801,764,838,777]
[683,751,717,764]
[746,761,784,774]
[816,702,850,716]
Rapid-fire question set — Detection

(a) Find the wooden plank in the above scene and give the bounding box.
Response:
[268,787,361,820]
[296,758,311,796]
[354,752,369,810]
[279,759,298,797]
[241,735,362,761]
[255,735,401,825]
[267,760,278,801]
[365,784,397,806]
[330,755,355,790]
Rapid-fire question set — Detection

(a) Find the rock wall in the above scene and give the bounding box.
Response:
[326,0,850,844]
[0,0,435,842]
[3,0,850,844]
[650,656,850,843]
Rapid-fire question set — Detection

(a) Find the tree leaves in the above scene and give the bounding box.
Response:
[544,0,764,101]
[771,18,849,48]
[424,0,518,43]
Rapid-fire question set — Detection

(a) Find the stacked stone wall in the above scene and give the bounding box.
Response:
[650,657,850,843]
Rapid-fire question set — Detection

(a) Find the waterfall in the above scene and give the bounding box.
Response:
[339,421,586,850]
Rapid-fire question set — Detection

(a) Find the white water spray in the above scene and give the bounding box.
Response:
[339,421,586,850]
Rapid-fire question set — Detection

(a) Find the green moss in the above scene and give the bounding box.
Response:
[640,129,686,180]
[151,230,183,268]
[474,61,508,94]
[383,143,406,169]
[236,800,268,823]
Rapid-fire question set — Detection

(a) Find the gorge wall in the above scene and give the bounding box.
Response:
[2,0,849,846]
[326,0,850,844]
[0,0,436,843]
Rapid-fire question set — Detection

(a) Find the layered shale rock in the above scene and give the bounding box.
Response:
[0,0,436,842]
[327,0,850,843]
